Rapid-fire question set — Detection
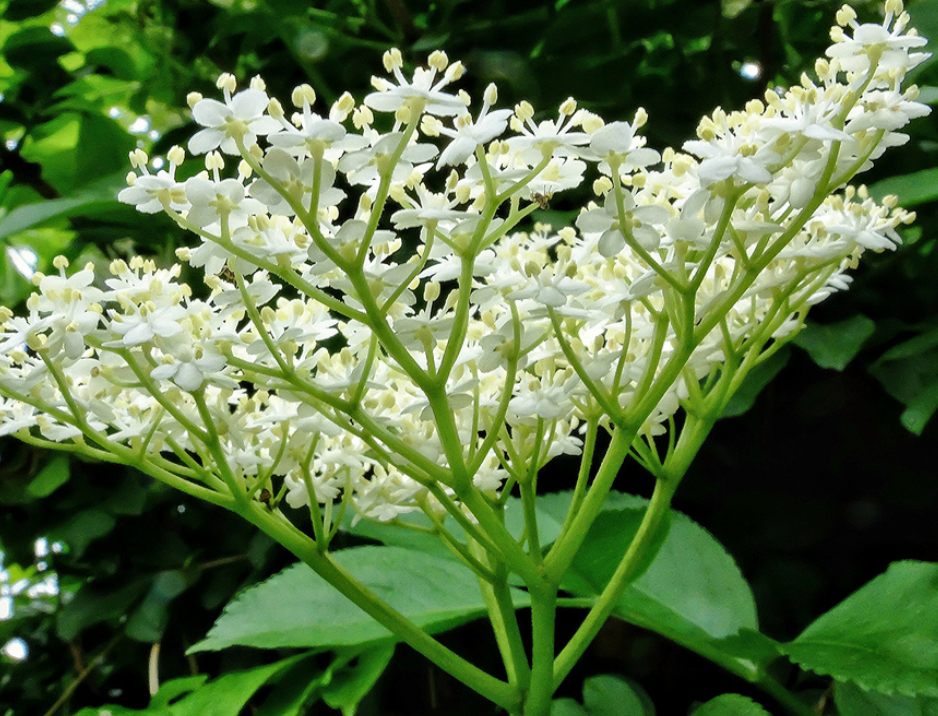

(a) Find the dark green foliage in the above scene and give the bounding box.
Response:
[0,0,936,715]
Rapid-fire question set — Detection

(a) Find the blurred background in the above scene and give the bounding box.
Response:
[0,0,936,714]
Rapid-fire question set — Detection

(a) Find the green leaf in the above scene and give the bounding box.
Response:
[783,561,938,697]
[582,674,654,716]
[74,656,308,716]
[835,680,938,716]
[551,675,653,716]
[0,172,127,240]
[722,0,754,19]
[322,645,395,716]
[560,507,667,599]
[692,693,772,715]
[505,489,652,550]
[869,329,938,435]
[552,699,589,716]
[26,455,70,498]
[253,654,326,716]
[3,0,60,21]
[167,655,306,716]
[49,508,116,557]
[562,500,759,646]
[56,578,150,641]
[794,315,876,371]
[721,348,790,417]
[191,546,529,652]
[712,628,783,667]
[870,168,938,207]
[72,708,168,716]
[150,675,209,709]
[125,570,192,642]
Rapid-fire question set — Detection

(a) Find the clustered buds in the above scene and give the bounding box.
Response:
[0,4,929,529]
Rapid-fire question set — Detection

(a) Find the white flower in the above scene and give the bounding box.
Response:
[364,50,467,117]
[188,87,281,155]
[119,173,187,214]
[108,304,187,347]
[150,345,229,391]
[827,18,928,75]
[249,148,345,216]
[576,192,670,256]
[684,138,778,187]
[435,85,513,167]
[585,120,660,175]
[184,177,265,228]
[338,131,437,188]
[507,101,591,161]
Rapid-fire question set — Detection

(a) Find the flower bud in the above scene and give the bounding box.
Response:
[483,83,498,106]
[445,61,465,82]
[634,107,648,128]
[421,115,442,137]
[424,282,441,302]
[395,104,413,124]
[129,149,149,169]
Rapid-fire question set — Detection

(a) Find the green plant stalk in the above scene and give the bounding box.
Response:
[471,541,531,692]
[552,472,677,688]
[544,426,636,581]
[525,584,558,716]
[224,494,523,713]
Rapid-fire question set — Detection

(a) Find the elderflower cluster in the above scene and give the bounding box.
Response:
[0,4,929,525]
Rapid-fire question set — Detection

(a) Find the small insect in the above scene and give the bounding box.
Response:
[531,192,553,209]
[258,488,275,510]
[219,266,236,282]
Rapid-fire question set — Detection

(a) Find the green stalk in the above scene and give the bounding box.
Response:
[471,541,531,692]
[552,474,676,688]
[544,426,636,582]
[241,501,523,713]
[525,584,558,716]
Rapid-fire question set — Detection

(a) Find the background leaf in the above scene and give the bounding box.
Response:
[869,328,938,434]
[870,168,938,208]
[794,315,877,371]
[784,561,938,697]
[692,693,773,715]
[835,680,938,716]
[720,349,791,418]
[551,674,655,716]
[322,644,396,716]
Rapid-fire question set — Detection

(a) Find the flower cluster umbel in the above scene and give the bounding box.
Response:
[0,2,929,531]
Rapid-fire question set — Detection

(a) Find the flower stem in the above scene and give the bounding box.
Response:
[238,499,523,713]
[525,584,558,716]
[552,474,676,688]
